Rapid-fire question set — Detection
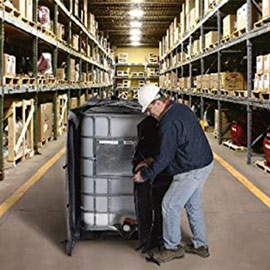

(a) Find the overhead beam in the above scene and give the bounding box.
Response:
[95,15,175,20]
[89,2,182,7]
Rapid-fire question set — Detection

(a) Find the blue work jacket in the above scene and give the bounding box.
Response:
[141,101,213,182]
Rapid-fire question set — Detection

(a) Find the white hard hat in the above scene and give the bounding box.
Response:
[138,85,160,112]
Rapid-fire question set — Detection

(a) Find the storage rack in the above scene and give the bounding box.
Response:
[0,0,114,180]
[114,62,159,92]
[160,0,270,165]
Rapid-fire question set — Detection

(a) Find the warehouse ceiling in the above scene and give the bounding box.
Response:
[88,0,183,48]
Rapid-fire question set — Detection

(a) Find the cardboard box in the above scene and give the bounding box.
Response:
[70,98,78,109]
[236,3,260,32]
[205,31,218,48]
[263,73,270,91]
[189,8,196,29]
[202,74,210,89]
[204,0,209,15]
[180,10,186,37]
[254,74,261,91]
[118,53,128,63]
[223,14,236,37]
[56,68,66,81]
[214,109,231,139]
[196,75,202,89]
[70,59,76,72]
[220,72,246,90]
[257,55,264,75]
[179,77,188,89]
[210,73,219,89]
[12,0,25,16]
[70,71,76,81]
[72,35,79,51]
[195,0,202,22]
[3,54,16,77]
[56,24,65,40]
[264,54,270,73]
[80,94,86,105]
[25,0,33,21]
[38,103,53,143]
[193,39,200,54]
[73,0,79,17]
[263,0,270,18]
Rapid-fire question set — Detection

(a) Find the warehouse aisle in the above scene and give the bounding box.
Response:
[0,139,270,270]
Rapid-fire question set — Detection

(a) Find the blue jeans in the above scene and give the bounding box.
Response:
[162,162,213,249]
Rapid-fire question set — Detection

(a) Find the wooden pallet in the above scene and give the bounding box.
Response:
[195,17,201,24]
[37,24,55,38]
[57,94,68,136]
[260,92,270,100]
[233,28,246,37]
[234,90,248,98]
[3,76,20,86]
[252,91,270,100]
[254,16,270,28]
[38,136,54,148]
[211,89,219,95]
[4,99,35,165]
[202,47,210,53]
[222,140,246,151]
[255,160,270,174]
[209,0,218,9]
[201,88,211,94]
[220,89,234,96]
[4,3,21,17]
[221,35,232,43]
[15,13,34,27]
[252,91,261,99]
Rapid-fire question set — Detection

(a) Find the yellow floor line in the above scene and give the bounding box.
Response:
[214,152,270,208]
[0,147,66,219]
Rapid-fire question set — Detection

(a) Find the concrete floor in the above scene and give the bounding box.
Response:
[0,134,270,270]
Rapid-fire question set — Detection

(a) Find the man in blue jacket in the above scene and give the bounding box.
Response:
[133,85,214,263]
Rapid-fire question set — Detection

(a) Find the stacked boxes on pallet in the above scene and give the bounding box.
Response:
[263,0,270,18]
[12,0,33,21]
[38,103,53,144]
[255,54,270,92]
[118,53,128,64]
[3,54,16,77]
[205,31,218,49]
[196,73,246,91]
[223,15,236,38]
[236,3,260,32]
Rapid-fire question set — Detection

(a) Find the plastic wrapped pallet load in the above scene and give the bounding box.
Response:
[66,99,144,255]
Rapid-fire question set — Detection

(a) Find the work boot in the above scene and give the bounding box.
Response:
[152,245,185,263]
[185,243,210,258]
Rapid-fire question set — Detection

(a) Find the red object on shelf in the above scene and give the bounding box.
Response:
[230,116,268,147]
[230,120,247,146]
[263,132,270,166]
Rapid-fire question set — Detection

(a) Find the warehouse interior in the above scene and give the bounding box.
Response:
[0,0,270,269]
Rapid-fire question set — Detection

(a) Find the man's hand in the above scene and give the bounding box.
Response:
[133,171,145,183]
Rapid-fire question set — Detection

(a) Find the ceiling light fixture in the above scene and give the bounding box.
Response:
[129,9,144,18]
[130,28,141,36]
[130,21,142,28]
[130,35,141,41]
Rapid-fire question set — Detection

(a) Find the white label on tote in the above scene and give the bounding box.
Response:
[99,140,119,145]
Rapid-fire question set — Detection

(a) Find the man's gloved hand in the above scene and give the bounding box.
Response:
[133,170,145,183]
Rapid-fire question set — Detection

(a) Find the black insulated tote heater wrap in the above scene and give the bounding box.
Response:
[65,99,144,255]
